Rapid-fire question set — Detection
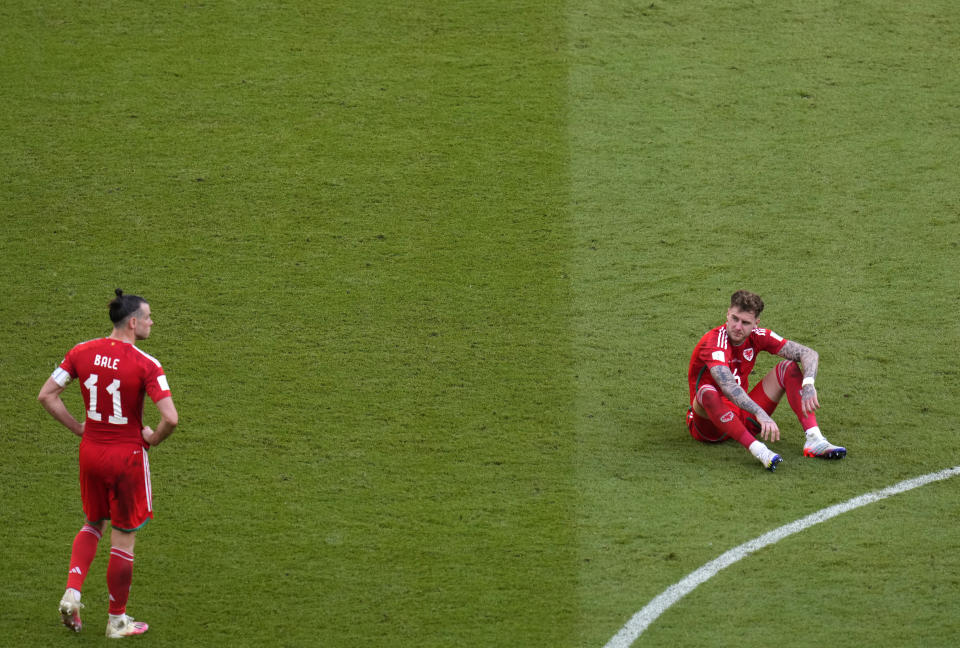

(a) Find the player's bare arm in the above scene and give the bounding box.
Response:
[37,378,84,437]
[777,340,819,377]
[777,340,821,415]
[708,365,780,441]
[141,397,179,447]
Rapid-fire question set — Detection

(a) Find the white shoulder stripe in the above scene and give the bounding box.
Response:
[131,345,163,368]
[717,327,727,350]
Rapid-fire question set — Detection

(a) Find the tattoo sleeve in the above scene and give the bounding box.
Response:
[708,365,767,418]
[778,340,819,378]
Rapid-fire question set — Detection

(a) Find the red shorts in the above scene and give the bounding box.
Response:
[78,440,153,531]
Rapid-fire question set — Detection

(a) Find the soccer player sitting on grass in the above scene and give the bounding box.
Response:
[686,290,846,471]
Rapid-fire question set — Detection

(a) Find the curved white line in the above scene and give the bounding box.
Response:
[604,466,960,648]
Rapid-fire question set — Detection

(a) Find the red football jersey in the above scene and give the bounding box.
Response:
[51,338,172,445]
[688,325,787,404]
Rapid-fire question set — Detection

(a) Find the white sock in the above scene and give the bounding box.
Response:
[805,426,823,443]
[65,588,81,602]
[748,440,769,460]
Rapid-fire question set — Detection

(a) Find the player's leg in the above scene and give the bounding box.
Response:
[754,369,785,413]
[105,528,147,637]
[61,445,112,632]
[771,361,846,459]
[106,529,138,619]
[59,522,103,632]
[105,446,151,638]
[691,386,753,447]
[691,386,781,471]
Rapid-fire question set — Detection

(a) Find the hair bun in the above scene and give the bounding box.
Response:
[115,288,124,297]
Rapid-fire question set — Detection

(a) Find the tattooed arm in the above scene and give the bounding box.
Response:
[708,364,780,441]
[778,340,819,378]
[777,340,820,416]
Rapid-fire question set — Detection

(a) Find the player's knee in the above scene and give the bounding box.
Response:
[110,528,136,553]
[696,385,719,407]
[776,360,801,388]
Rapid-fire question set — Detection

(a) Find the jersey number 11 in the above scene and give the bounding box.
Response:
[83,373,129,425]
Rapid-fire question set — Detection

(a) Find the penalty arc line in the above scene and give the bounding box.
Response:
[603,465,960,648]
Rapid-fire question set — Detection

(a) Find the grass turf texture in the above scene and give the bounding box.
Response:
[1,1,958,647]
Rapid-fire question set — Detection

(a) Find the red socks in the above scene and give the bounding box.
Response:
[777,361,818,430]
[107,548,135,615]
[698,387,756,449]
[65,523,136,616]
[66,524,102,592]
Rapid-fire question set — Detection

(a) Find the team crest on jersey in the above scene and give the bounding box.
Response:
[720,411,735,423]
[743,348,754,361]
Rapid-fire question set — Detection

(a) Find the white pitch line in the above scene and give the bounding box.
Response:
[604,465,960,648]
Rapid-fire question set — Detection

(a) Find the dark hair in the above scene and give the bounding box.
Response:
[730,290,764,317]
[109,289,147,325]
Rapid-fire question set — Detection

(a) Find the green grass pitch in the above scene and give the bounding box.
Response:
[1,1,958,646]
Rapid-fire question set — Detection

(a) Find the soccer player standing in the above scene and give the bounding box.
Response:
[686,290,845,471]
[38,289,178,637]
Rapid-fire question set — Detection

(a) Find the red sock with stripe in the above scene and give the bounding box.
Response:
[698,388,756,449]
[107,547,135,615]
[777,361,818,430]
[66,523,102,592]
